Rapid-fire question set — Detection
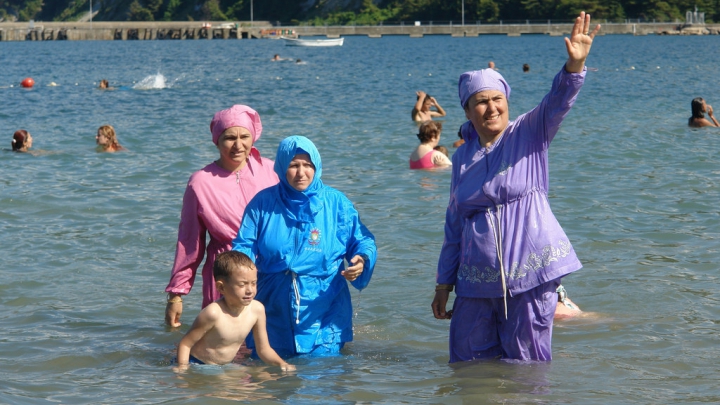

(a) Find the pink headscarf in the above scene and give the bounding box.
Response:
[210,105,263,145]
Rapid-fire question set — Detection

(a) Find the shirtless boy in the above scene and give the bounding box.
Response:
[412,91,446,121]
[175,251,294,371]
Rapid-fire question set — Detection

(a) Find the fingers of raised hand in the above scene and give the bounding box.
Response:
[578,13,601,39]
[587,23,601,39]
[572,12,594,37]
[572,12,585,35]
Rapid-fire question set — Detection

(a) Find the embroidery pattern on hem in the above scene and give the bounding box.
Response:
[458,240,573,284]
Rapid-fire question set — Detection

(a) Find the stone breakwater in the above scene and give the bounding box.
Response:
[0,20,717,41]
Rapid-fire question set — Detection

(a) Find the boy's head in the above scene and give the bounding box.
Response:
[434,145,449,157]
[214,251,257,302]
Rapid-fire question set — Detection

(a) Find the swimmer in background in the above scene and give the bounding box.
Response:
[95,125,125,152]
[488,61,497,70]
[409,121,452,169]
[412,91,446,122]
[11,129,33,153]
[523,63,530,72]
[554,285,582,319]
[434,144,449,157]
[439,283,584,320]
[175,251,295,371]
[272,54,281,61]
[688,97,719,127]
[452,127,465,148]
[98,79,111,89]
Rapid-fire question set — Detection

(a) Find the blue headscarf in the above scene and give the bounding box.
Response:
[273,136,324,223]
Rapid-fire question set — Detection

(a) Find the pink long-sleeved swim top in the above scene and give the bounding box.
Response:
[165,148,279,308]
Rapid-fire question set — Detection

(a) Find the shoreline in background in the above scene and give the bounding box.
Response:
[1,20,718,41]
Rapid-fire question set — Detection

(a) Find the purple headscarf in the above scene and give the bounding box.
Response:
[458,69,511,108]
[210,105,263,145]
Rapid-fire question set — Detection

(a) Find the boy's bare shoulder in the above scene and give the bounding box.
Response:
[249,300,266,314]
[200,301,224,321]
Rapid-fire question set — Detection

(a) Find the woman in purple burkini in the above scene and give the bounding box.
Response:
[431,12,601,362]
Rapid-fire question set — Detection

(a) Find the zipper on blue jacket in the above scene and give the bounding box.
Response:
[287,222,304,325]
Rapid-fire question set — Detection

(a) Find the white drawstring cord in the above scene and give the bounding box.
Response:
[488,205,508,319]
[291,272,300,324]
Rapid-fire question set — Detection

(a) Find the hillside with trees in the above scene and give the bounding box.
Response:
[0,0,716,25]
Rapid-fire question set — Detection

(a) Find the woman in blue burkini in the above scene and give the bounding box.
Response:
[232,135,377,356]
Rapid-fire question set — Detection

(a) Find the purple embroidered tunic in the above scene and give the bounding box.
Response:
[437,67,585,298]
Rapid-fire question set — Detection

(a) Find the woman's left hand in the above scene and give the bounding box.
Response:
[564,11,601,73]
[342,255,365,282]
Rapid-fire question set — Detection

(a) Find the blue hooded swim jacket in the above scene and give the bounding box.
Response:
[233,135,377,356]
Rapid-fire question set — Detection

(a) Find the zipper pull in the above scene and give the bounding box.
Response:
[236,171,239,185]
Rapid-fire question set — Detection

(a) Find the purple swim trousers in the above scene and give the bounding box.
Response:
[448,279,560,362]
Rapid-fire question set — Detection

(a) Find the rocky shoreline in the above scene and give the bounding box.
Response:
[658,24,720,35]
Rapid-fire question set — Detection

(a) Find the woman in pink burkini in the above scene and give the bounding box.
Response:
[409,121,452,169]
[164,105,279,327]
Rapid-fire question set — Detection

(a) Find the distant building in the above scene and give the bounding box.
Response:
[686,6,705,25]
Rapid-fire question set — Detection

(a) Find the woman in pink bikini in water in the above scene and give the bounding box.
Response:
[409,121,452,169]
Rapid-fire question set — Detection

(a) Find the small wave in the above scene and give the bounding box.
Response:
[132,74,167,90]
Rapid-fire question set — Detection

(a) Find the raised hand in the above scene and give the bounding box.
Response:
[564,11,601,73]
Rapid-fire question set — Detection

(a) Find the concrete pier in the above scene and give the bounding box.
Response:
[0,21,263,41]
[0,20,716,41]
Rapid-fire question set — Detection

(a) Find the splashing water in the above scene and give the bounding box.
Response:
[133,74,167,90]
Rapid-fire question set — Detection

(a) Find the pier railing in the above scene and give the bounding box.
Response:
[0,20,714,41]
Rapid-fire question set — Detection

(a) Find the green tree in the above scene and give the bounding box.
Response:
[520,0,556,19]
[128,0,154,21]
[355,0,400,24]
[37,0,75,21]
[476,0,500,22]
[391,0,433,21]
[146,0,164,19]
[200,0,227,20]
[1,0,713,25]
[705,0,720,22]
[553,0,606,20]
[17,0,41,21]
[638,0,681,21]
[254,0,303,23]
[225,0,248,20]
[146,0,163,13]
[163,0,182,20]
[160,0,199,21]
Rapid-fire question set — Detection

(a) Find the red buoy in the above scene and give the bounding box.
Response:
[21,77,35,88]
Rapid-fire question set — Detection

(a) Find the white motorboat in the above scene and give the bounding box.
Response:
[282,37,344,47]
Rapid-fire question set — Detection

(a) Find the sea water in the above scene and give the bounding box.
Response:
[1,34,720,404]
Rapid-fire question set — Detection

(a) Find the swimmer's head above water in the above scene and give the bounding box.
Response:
[417,121,442,143]
[11,129,32,152]
[691,97,706,119]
